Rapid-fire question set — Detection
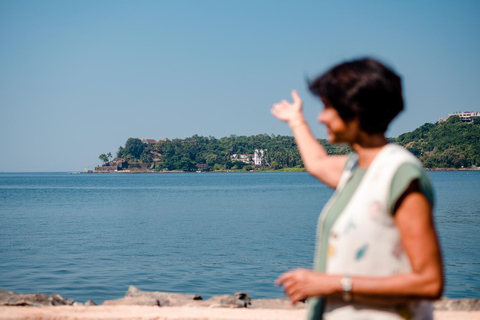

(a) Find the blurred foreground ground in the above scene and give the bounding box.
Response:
[1,306,480,320]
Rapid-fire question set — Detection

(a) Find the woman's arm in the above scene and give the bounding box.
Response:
[271,90,346,188]
[276,183,444,305]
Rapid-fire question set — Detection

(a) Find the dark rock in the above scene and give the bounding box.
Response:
[124,285,202,306]
[205,292,252,308]
[0,289,75,306]
[434,298,480,311]
[85,300,97,306]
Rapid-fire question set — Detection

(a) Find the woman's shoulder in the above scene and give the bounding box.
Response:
[385,143,422,165]
[390,162,434,212]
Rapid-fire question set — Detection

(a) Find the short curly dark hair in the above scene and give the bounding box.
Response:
[309,58,404,134]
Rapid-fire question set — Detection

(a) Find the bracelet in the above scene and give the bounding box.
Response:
[341,275,353,302]
[289,119,306,129]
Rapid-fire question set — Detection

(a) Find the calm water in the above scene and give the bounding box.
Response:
[0,172,479,303]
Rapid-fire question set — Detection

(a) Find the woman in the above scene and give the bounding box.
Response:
[272,58,443,320]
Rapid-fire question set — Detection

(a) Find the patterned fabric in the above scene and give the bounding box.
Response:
[308,144,433,320]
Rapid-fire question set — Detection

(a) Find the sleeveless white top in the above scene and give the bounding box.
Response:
[322,144,433,320]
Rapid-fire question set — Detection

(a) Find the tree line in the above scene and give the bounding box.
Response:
[393,116,480,168]
[99,116,479,171]
[99,134,349,171]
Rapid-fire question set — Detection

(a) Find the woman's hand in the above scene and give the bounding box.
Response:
[270,89,347,188]
[275,269,338,304]
[271,90,304,124]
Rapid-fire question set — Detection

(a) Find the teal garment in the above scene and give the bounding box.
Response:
[307,158,434,320]
[390,162,434,211]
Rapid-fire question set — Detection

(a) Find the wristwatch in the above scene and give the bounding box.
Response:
[341,275,353,302]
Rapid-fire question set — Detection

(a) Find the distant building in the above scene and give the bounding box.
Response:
[231,154,252,164]
[440,111,480,123]
[196,164,207,171]
[231,149,267,167]
[254,149,266,166]
[94,158,127,172]
[141,138,157,144]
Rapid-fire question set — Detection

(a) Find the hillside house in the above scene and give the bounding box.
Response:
[230,149,267,166]
[230,154,252,164]
[440,111,480,123]
[141,138,157,144]
[196,164,207,171]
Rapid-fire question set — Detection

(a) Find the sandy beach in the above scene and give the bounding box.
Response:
[1,305,480,320]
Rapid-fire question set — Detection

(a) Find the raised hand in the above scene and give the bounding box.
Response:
[271,90,304,124]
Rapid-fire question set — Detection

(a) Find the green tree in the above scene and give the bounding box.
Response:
[396,116,480,168]
[270,160,281,170]
[117,146,125,158]
[231,161,246,170]
[206,153,218,169]
[108,117,479,171]
[213,163,225,171]
[124,138,146,159]
[99,154,108,163]
[179,158,196,171]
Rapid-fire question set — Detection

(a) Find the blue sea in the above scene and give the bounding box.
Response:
[0,172,479,303]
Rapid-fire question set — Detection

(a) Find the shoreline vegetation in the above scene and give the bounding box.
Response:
[86,167,480,174]
[94,116,480,174]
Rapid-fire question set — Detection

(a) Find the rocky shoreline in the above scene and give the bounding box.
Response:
[0,286,306,309]
[1,286,479,320]
[2,285,479,310]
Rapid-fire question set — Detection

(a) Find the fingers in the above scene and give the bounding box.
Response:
[275,268,305,285]
[274,100,289,109]
[290,291,304,305]
[276,271,301,299]
[276,269,312,304]
[271,101,287,112]
[270,105,284,117]
[271,91,303,122]
[276,269,324,305]
[271,101,291,120]
[272,91,301,109]
[279,279,304,305]
[291,90,302,104]
[275,271,293,286]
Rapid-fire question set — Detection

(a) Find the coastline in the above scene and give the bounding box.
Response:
[86,169,307,174]
[86,167,479,173]
[2,287,479,320]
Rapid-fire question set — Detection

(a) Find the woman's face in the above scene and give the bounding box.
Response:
[318,104,359,144]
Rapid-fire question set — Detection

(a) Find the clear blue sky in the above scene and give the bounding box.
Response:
[1,0,479,172]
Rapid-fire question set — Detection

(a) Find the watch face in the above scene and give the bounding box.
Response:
[341,276,352,289]
[341,276,353,302]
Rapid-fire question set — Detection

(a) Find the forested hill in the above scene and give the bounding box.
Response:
[97,116,479,171]
[393,116,480,168]
[98,135,350,172]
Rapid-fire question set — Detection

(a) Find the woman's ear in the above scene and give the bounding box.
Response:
[348,117,361,134]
